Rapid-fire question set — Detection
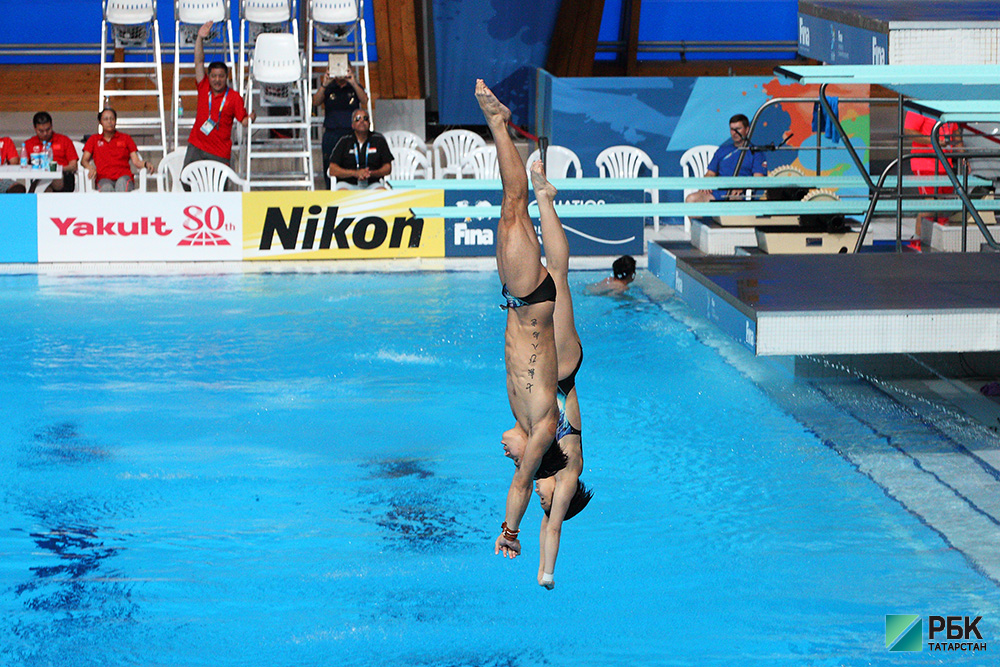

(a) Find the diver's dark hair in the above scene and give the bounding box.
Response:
[545,480,593,521]
[612,255,636,281]
[535,440,568,479]
[98,107,117,121]
[33,111,53,127]
[729,113,750,127]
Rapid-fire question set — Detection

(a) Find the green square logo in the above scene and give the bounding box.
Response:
[886,614,923,652]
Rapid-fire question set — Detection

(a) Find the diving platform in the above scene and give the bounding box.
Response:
[648,240,1000,356]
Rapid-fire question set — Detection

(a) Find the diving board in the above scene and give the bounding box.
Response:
[775,64,1000,85]
[411,197,1000,220]
[388,175,989,191]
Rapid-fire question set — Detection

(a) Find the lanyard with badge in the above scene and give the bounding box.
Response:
[354,139,370,169]
[200,88,229,136]
[354,138,370,185]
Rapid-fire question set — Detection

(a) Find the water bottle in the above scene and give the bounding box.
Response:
[43,142,52,170]
[19,143,28,168]
[177,95,184,119]
[30,144,41,169]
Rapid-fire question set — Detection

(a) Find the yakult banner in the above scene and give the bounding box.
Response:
[243,189,445,260]
[37,193,243,262]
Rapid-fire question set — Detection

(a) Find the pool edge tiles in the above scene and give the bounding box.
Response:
[648,240,758,354]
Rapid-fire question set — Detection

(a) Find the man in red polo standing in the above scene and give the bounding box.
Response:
[25,111,78,192]
[183,21,254,172]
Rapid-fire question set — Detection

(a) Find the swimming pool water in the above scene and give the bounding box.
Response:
[0,270,996,666]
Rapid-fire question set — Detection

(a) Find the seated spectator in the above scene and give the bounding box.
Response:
[26,111,78,192]
[327,110,393,189]
[0,135,27,194]
[81,108,154,192]
[685,114,766,203]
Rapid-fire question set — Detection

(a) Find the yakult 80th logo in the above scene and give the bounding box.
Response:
[37,193,243,262]
[50,205,234,247]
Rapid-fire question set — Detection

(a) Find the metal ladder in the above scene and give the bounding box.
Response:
[98,0,169,160]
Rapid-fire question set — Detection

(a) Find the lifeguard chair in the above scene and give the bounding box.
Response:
[173,0,236,150]
[99,0,168,159]
[306,0,372,127]
[238,0,298,96]
[244,32,314,189]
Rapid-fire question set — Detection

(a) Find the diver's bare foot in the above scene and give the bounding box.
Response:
[530,161,557,200]
[475,79,510,127]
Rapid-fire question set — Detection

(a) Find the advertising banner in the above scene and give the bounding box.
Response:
[37,192,243,262]
[243,189,445,260]
[797,13,888,65]
[1,194,38,263]
[445,188,645,257]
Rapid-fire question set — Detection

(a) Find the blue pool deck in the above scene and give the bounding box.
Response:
[648,240,1000,356]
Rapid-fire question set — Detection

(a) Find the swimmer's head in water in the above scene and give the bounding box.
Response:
[501,425,526,467]
[613,255,636,282]
[538,478,593,520]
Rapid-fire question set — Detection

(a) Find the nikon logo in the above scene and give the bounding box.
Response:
[259,205,423,251]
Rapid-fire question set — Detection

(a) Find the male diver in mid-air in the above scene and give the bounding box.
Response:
[476,79,560,563]
[477,80,592,589]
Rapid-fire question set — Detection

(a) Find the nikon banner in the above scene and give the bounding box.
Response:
[243,189,445,260]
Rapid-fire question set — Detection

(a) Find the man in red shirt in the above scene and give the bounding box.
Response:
[81,108,154,192]
[26,111,79,192]
[905,110,962,234]
[183,21,254,174]
[0,136,27,194]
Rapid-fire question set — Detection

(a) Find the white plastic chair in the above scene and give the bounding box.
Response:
[180,159,249,191]
[596,145,661,231]
[390,146,432,181]
[525,145,582,178]
[457,145,499,179]
[432,129,486,179]
[157,148,187,192]
[105,0,156,25]
[177,0,227,23]
[679,144,717,235]
[383,130,428,158]
[243,0,294,23]
[311,0,358,24]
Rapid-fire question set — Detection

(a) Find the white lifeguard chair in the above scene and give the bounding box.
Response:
[238,0,298,96]
[244,32,314,189]
[173,0,236,151]
[307,1,372,126]
[99,0,168,159]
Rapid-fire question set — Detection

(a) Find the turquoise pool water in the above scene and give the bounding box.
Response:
[0,270,996,666]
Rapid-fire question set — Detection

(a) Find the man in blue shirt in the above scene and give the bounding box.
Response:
[686,114,766,202]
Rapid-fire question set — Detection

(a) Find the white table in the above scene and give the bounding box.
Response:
[0,164,65,191]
